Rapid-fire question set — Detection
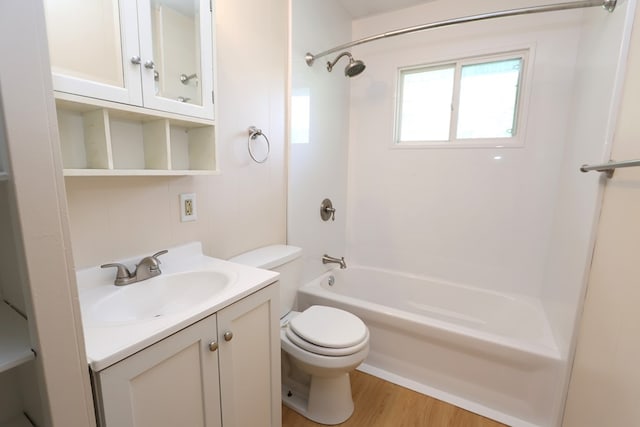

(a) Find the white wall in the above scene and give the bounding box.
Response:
[563,4,640,425]
[541,0,636,358]
[65,0,288,269]
[347,0,584,297]
[288,0,351,283]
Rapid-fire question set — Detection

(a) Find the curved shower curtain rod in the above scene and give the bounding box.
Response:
[305,0,617,66]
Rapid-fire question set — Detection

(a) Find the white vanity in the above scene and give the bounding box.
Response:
[76,242,281,427]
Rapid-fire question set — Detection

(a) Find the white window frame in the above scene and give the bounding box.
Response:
[394,49,531,149]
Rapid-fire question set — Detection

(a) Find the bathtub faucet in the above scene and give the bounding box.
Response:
[322,254,347,269]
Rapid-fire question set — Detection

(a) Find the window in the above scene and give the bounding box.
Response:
[396,52,526,146]
[291,88,311,144]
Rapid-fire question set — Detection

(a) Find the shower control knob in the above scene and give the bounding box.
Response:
[208,341,218,352]
[223,331,233,342]
[320,198,336,221]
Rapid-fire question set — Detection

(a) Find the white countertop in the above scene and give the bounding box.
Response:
[76,242,278,371]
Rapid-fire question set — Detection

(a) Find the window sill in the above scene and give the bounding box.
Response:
[391,139,524,149]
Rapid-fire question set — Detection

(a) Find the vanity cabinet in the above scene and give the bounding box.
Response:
[94,314,222,427]
[93,284,281,427]
[44,0,214,120]
[217,284,281,427]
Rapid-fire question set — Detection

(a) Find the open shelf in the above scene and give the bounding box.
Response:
[0,302,33,374]
[64,169,219,177]
[55,94,217,176]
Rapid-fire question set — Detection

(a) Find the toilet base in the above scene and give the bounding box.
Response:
[282,373,355,425]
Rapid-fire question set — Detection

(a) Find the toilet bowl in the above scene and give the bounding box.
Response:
[229,245,369,425]
[281,307,369,424]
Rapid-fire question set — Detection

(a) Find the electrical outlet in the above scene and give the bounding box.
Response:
[180,193,197,222]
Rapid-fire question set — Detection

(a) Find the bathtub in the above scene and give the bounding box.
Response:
[296,267,566,427]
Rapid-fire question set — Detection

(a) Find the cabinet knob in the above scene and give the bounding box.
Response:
[223,331,233,342]
[208,341,218,352]
[144,60,155,69]
[130,56,141,65]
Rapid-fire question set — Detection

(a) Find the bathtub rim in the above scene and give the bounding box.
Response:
[299,268,562,363]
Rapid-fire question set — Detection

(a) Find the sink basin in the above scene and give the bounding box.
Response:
[88,271,233,324]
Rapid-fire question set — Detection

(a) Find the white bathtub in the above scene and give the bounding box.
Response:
[296,267,566,427]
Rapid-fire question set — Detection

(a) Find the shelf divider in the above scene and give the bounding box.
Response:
[143,119,171,170]
[0,302,34,374]
[83,109,112,170]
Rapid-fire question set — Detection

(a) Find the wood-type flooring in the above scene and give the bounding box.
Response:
[282,370,509,427]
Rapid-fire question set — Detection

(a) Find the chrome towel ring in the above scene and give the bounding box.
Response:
[247,126,270,163]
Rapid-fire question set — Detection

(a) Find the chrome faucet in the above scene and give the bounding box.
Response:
[322,254,347,269]
[101,250,168,286]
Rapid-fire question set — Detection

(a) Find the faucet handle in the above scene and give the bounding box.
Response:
[138,250,168,272]
[324,206,336,221]
[151,250,168,262]
[101,263,133,285]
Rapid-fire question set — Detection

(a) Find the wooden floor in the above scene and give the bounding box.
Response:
[282,370,508,427]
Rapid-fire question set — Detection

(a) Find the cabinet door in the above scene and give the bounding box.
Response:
[43,0,143,105]
[96,315,222,427]
[136,0,215,119]
[218,284,281,427]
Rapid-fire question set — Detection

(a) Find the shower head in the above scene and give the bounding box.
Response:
[345,58,366,77]
[326,51,366,77]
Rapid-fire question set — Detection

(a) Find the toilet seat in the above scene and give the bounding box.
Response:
[286,306,369,357]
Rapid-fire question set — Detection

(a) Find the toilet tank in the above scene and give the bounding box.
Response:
[229,245,302,318]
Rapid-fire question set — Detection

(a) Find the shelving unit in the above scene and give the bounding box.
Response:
[0,148,5,180]
[0,414,33,427]
[0,302,33,373]
[55,93,217,176]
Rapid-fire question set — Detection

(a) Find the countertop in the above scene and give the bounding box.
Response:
[76,242,278,371]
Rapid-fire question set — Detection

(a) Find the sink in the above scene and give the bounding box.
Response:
[88,271,234,325]
[76,242,280,371]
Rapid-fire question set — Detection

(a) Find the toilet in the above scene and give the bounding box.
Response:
[229,245,369,425]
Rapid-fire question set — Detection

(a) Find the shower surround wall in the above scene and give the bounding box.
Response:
[340,0,634,425]
[348,0,585,299]
[541,0,636,360]
[347,0,631,352]
[288,0,351,284]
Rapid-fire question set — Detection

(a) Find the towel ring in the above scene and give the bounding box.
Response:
[247,126,270,163]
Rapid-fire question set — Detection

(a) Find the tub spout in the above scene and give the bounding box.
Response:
[322,254,347,269]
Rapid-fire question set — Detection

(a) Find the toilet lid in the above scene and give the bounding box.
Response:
[289,305,368,349]
[285,326,369,357]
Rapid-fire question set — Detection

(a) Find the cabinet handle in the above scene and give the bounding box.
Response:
[208,341,218,352]
[130,56,141,65]
[223,331,233,342]
[144,60,155,69]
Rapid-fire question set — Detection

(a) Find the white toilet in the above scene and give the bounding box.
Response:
[229,245,369,425]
